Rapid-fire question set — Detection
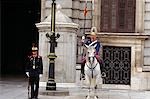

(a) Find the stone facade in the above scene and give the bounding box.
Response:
[94,0,150,90]
[144,0,150,71]
[39,0,150,90]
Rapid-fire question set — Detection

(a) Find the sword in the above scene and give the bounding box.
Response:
[28,77,30,99]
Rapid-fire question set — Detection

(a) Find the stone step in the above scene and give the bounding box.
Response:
[39,87,69,96]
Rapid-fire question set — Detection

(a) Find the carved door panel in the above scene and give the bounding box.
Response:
[102,46,131,85]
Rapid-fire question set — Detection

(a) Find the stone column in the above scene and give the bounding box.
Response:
[41,0,46,22]
[94,0,101,32]
[135,0,145,33]
[36,5,79,83]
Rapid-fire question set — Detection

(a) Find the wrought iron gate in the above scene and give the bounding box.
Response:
[102,46,131,85]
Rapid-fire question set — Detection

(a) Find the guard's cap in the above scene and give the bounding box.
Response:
[32,47,38,51]
[90,27,97,36]
[31,43,38,51]
[90,31,97,36]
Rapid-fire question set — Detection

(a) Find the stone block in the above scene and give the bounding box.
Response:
[145,39,150,47]
[80,1,92,10]
[145,2,150,11]
[146,0,150,2]
[145,12,150,20]
[72,18,80,24]
[144,47,150,56]
[61,9,72,18]
[72,0,80,9]
[72,9,80,18]
[144,57,150,65]
[45,8,51,18]
[79,20,92,28]
[44,8,72,18]
[131,77,140,90]
[55,44,64,56]
[39,87,69,96]
[145,91,150,99]
[80,28,91,34]
[79,10,92,19]
[139,78,148,90]
[144,21,150,29]
[147,77,150,90]
[130,91,146,99]
[144,29,150,34]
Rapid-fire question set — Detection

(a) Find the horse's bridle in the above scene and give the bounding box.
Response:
[85,57,98,78]
[86,62,98,70]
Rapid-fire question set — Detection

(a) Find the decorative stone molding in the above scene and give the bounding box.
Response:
[97,33,148,69]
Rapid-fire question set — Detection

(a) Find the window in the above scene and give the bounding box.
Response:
[100,0,136,33]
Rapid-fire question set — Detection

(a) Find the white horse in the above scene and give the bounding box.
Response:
[84,44,102,99]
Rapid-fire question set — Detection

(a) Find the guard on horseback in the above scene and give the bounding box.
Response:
[81,27,102,79]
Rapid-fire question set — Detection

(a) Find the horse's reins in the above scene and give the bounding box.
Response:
[86,57,98,78]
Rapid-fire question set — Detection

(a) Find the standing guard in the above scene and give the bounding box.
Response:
[25,45,43,99]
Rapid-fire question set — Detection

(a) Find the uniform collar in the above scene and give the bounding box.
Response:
[89,40,97,46]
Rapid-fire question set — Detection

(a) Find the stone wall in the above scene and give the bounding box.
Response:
[144,0,150,71]
[42,0,93,35]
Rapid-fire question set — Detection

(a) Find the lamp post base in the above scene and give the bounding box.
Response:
[46,80,56,90]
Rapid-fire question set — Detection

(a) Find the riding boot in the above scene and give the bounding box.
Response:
[81,63,85,79]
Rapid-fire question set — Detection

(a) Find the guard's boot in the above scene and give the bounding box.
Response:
[82,73,85,80]
[81,63,85,80]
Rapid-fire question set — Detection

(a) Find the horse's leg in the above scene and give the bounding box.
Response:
[94,73,101,99]
[94,80,99,99]
[95,63,103,88]
[85,75,91,99]
[91,77,98,99]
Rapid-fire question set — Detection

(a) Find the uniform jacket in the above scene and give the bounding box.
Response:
[25,55,43,77]
[89,40,101,55]
[82,39,101,56]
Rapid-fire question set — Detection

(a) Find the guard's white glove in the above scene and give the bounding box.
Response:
[39,74,43,78]
[26,72,29,77]
[81,36,85,42]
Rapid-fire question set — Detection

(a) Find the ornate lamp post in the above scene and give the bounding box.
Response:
[46,0,60,90]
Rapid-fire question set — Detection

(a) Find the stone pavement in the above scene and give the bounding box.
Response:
[0,75,150,99]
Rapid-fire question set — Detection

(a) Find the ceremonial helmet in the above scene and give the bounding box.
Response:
[31,43,38,51]
[90,27,97,40]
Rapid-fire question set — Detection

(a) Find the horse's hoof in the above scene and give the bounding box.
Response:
[94,96,98,99]
[95,85,97,89]
[85,95,90,99]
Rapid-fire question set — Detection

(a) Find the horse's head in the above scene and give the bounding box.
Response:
[85,44,96,63]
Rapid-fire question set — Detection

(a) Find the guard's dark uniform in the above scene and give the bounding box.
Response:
[25,55,43,99]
